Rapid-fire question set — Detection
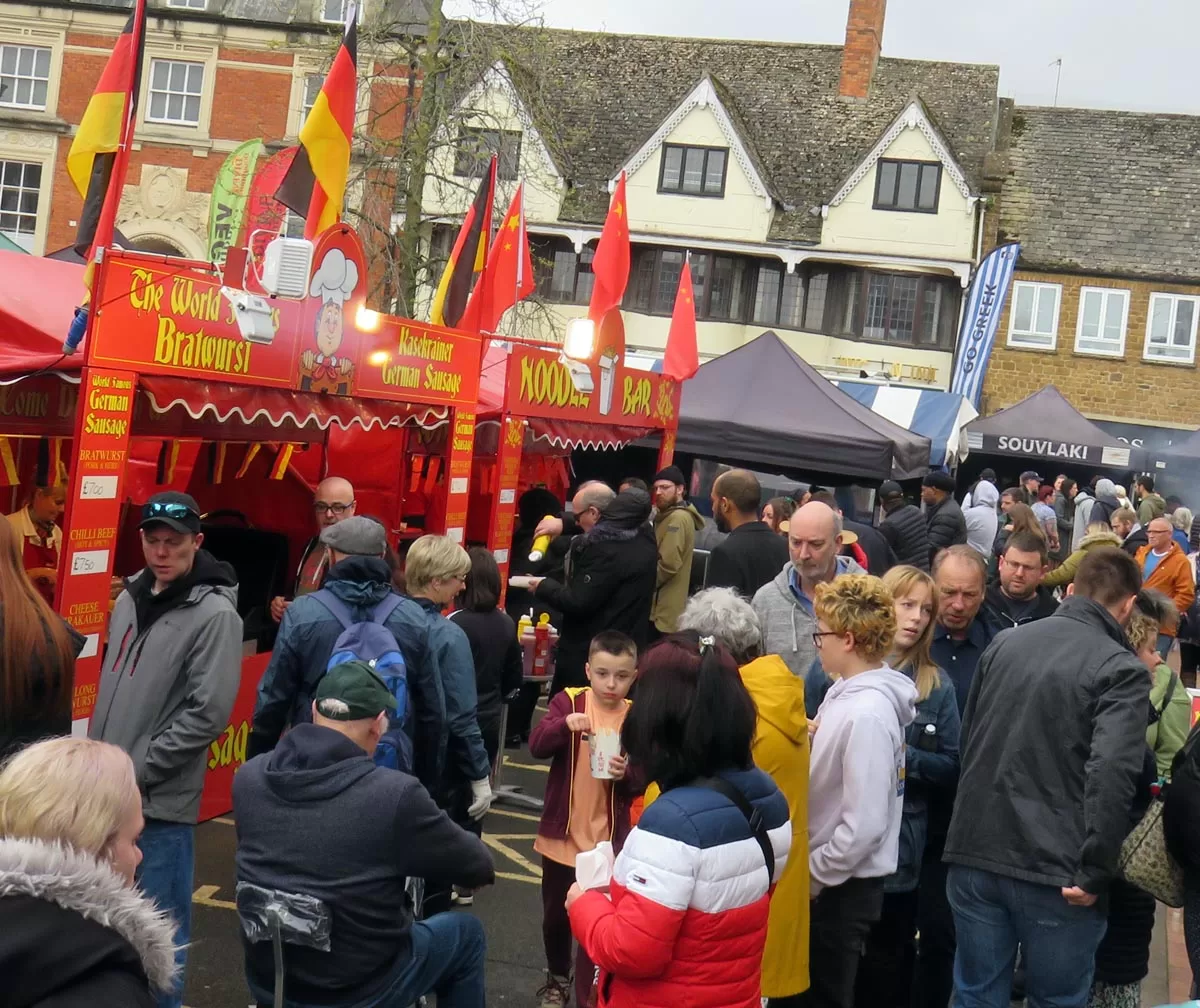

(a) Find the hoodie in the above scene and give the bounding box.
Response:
[963,482,999,557]
[738,654,811,998]
[1072,489,1096,551]
[751,555,865,678]
[1092,478,1122,528]
[652,501,706,632]
[233,722,493,1005]
[90,550,242,823]
[808,665,918,894]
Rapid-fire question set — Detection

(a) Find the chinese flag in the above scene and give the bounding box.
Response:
[588,172,630,323]
[275,4,357,238]
[663,259,699,381]
[462,182,535,333]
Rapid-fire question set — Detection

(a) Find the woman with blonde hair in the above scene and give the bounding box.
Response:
[856,565,961,1008]
[0,737,176,1004]
[403,535,493,914]
[0,514,83,760]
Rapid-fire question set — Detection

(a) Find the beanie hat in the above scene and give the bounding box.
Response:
[652,465,686,487]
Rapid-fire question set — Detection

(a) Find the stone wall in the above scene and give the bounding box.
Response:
[982,268,1200,427]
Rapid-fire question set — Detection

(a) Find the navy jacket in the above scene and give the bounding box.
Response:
[247,556,447,790]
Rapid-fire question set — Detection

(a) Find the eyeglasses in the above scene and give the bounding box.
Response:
[144,501,198,520]
[812,631,841,648]
[314,501,354,515]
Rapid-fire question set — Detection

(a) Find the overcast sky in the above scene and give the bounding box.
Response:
[526,0,1200,116]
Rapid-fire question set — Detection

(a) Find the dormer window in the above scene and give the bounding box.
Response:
[658,144,727,197]
[874,159,941,213]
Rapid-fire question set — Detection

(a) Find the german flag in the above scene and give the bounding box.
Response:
[68,8,146,257]
[275,5,357,239]
[430,156,496,328]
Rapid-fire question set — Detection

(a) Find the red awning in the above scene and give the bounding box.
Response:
[0,251,85,378]
[140,376,449,432]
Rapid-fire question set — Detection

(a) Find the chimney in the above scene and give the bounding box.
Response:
[839,0,887,101]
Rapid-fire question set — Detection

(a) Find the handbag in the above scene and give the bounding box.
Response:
[1119,793,1184,907]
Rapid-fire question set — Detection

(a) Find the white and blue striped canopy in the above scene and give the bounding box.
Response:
[833,381,978,468]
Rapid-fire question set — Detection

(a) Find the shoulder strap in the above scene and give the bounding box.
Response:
[691,776,775,886]
[1161,671,1180,715]
[371,593,404,626]
[311,589,354,631]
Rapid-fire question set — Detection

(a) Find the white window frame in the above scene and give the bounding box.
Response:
[166,0,208,8]
[0,44,51,111]
[1074,286,1130,358]
[1006,280,1061,350]
[145,58,205,127]
[1143,292,1200,365]
[320,0,363,24]
[0,157,43,251]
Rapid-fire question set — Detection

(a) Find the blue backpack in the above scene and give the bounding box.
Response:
[311,589,412,772]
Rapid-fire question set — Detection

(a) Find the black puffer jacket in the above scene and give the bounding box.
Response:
[945,596,1150,894]
[925,495,968,560]
[880,502,932,572]
[0,836,177,1007]
[447,608,522,731]
[535,489,657,687]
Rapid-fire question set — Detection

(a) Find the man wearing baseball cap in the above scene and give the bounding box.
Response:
[1019,470,1042,502]
[90,490,242,1008]
[921,471,968,566]
[235,660,494,1006]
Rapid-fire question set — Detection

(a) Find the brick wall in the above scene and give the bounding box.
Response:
[983,268,1200,426]
[838,0,886,100]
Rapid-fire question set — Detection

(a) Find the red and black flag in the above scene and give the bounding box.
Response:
[68,3,147,256]
[430,155,497,328]
[275,4,357,238]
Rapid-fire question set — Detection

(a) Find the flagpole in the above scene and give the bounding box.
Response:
[87,0,146,277]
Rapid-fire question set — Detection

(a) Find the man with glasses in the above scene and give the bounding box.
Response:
[270,476,357,623]
[984,532,1058,631]
[1135,515,1195,658]
[90,491,242,1008]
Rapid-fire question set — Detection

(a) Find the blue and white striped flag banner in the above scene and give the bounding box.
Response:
[949,242,1021,408]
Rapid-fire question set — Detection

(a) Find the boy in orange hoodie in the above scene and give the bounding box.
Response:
[529,630,640,1008]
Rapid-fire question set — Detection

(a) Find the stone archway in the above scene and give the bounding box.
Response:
[116,164,211,260]
[117,216,208,260]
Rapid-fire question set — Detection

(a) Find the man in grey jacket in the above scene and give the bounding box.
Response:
[90,491,242,1008]
[752,501,864,683]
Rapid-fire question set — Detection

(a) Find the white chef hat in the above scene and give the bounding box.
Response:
[309,248,360,307]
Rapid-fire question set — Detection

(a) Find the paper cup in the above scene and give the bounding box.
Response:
[588,729,620,779]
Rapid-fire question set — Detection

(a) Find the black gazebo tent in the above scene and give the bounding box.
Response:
[675,331,931,481]
[964,385,1144,470]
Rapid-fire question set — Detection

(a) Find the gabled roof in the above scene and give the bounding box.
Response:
[1001,106,1200,283]
[495,28,1000,243]
[613,75,777,209]
[828,98,973,208]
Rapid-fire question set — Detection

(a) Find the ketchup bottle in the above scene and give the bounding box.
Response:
[532,613,552,678]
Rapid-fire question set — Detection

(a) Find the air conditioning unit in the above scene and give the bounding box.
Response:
[262,236,313,299]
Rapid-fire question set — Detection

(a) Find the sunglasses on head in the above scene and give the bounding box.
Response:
[144,501,198,520]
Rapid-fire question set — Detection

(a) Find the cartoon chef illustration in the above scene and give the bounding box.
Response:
[300,247,359,394]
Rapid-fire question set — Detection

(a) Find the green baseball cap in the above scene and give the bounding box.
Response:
[314,661,397,721]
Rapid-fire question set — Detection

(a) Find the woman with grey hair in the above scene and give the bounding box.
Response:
[677,587,812,1004]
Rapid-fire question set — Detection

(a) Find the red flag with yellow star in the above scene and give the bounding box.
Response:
[461,182,534,333]
[588,171,630,324]
[663,257,699,381]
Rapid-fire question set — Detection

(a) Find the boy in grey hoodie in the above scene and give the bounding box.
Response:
[806,573,918,1008]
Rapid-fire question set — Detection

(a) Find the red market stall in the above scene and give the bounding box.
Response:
[0,225,484,818]
[467,339,681,584]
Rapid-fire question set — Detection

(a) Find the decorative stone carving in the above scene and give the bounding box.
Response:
[117,164,210,249]
[0,130,56,152]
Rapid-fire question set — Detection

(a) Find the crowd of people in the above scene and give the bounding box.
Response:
[2,461,1200,1008]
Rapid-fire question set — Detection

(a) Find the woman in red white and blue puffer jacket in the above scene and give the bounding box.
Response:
[567,634,791,1008]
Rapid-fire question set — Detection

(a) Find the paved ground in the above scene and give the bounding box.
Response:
[184,744,551,1008]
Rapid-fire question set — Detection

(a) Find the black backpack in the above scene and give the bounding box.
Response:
[1163,719,1200,869]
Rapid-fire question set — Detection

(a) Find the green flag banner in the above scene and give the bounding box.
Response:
[207,138,265,264]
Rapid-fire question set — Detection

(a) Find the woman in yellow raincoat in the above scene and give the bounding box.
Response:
[674,586,810,1005]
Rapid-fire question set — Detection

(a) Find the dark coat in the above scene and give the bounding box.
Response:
[1093,494,1122,528]
[925,495,968,560]
[843,518,897,576]
[704,519,790,598]
[0,837,177,1008]
[535,489,658,686]
[880,502,932,572]
[447,607,523,732]
[982,581,1059,631]
[945,596,1151,894]
[1121,526,1149,557]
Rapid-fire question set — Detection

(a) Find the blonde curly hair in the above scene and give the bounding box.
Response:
[813,573,897,662]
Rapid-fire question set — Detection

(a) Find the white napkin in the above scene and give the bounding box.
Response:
[575,841,615,891]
